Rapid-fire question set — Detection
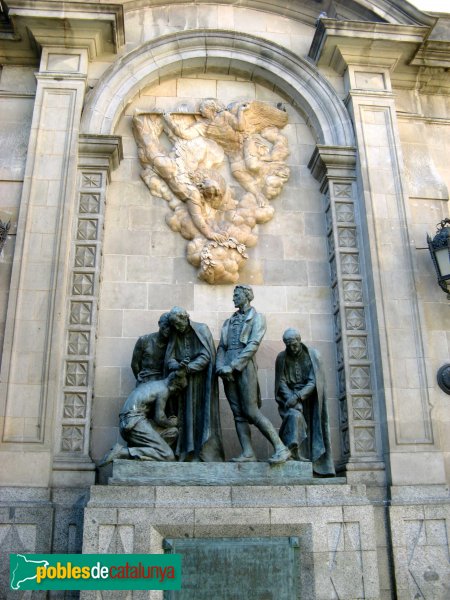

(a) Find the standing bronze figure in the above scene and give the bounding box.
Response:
[131,312,171,384]
[275,328,335,476]
[165,307,224,462]
[217,285,290,464]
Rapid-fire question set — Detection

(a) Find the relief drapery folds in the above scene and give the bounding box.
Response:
[132,99,290,284]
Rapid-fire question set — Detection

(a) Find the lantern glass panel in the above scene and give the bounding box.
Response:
[436,246,450,279]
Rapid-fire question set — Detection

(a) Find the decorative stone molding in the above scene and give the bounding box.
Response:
[117,0,435,28]
[52,134,122,486]
[309,145,383,475]
[0,55,88,449]
[0,1,124,64]
[308,18,449,486]
[309,17,450,93]
[80,29,355,149]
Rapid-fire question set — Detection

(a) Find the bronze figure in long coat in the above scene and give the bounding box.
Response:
[165,307,224,462]
[275,328,335,476]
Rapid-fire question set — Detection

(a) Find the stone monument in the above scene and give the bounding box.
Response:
[2,4,449,598]
[106,301,315,485]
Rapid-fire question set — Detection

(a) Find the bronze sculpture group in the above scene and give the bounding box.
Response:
[101,286,335,476]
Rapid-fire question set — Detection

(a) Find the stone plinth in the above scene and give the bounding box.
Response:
[81,481,381,600]
[108,459,318,486]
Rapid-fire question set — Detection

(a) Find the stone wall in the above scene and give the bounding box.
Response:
[397,100,450,482]
[0,66,35,368]
[83,0,347,465]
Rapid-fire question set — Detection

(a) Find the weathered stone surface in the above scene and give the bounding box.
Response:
[109,459,313,486]
[390,502,450,600]
[81,482,379,599]
[132,98,290,284]
[0,487,89,597]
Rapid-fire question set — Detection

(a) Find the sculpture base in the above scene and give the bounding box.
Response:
[108,459,324,486]
[81,480,381,600]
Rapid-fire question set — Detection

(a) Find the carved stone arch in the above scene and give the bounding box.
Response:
[80,29,355,148]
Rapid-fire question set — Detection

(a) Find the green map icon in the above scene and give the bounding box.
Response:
[10,554,49,590]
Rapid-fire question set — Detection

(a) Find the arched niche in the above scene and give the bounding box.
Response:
[79,28,383,470]
[81,30,354,148]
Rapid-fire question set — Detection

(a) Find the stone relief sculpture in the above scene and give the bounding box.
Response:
[216,285,291,464]
[132,99,290,284]
[275,328,335,476]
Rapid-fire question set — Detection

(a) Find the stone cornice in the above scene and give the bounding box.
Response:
[36,72,86,82]
[308,145,357,184]
[396,111,450,126]
[411,41,450,69]
[108,0,438,28]
[0,90,35,98]
[309,17,450,93]
[78,134,123,177]
[309,18,429,71]
[0,1,124,64]
[356,0,437,27]
[344,90,396,105]
[1,0,439,41]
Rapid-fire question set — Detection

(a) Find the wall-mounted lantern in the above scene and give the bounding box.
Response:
[0,219,10,256]
[437,364,450,395]
[427,218,450,295]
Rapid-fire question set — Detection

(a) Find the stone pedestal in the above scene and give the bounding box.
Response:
[81,472,381,600]
[108,459,315,486]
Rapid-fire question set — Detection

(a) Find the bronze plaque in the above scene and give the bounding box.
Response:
[164,536,300,600]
